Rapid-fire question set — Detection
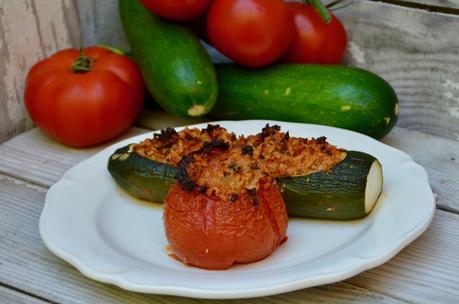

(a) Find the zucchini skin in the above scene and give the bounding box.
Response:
[277,151,381,220]
[211,64,399,139]
[108,145,381,219]
[107,145,176,202]
[119,0,217,117]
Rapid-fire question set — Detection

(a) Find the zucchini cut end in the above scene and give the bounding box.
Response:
[188,104,207,117]
[364,160,383,213]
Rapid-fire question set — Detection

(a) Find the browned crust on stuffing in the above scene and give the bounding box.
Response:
[133,124,237,166]
[176,136,270,200]
[246,124,346,177]
[177,124,346,201]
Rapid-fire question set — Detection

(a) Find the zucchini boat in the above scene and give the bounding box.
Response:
[107,125,383,220]
[108,144,176,202]
[108,125,236,201]
[277,151,383,220]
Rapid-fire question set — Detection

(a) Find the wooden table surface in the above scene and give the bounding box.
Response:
[0,115,458,304]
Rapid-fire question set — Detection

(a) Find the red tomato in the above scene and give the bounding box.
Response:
[283,2,347,64]
[140,0,213,20]
[24,46,144,147]
[164,181,288,270]
[207,0,294,67]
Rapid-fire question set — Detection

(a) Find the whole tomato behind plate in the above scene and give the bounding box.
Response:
[24,46,144,147]
[207,0,294,68]
[283,2,347,64]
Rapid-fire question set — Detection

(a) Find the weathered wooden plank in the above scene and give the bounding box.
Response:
[0,285,49,304]
[0,127,149,187]
[76,0,129,50]
[335,0,459,140]
[0,174,406,304]
[382,127,459,213]
[0,0,81,144]
[347,208,459,303]
[2,121,458,213]
[385,0,459,10]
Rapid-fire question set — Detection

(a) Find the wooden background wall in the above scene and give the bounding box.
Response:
[0,0,80,143]
[1,0,458,143]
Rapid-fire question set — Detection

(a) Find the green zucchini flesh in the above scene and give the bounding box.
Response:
[119,0,217,117]
[277,151,383,220]
[211,64,399,139]
[107,145,176,202]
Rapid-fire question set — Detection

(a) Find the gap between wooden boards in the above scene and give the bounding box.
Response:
[0,282,55,304]
[374,0,459,14]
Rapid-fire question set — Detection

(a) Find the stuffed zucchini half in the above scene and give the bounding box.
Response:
[108,125,236,201]
[107,125,383,220]
[277,151,383,220]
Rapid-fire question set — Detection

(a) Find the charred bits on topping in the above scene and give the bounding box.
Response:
[199,140,229,155]
[133,126,237,168]
[241,145,253,156]
[176,140,230,192]
[171,124,345,202]
[260,124,281,140]
[246,188,259,207]
[198,185,208,194]
[204,124,221,136]
[176,155,197,191]
[185,134,195,141]
[154,127,178,142]
[316,136,327,144]
[282,131,290,142]
[229,194,239,202]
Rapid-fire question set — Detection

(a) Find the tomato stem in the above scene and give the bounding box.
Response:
[306,0,331,23]
[71,47,94,73]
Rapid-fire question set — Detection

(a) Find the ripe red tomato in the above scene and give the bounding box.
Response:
[140,0,213,20]
[164,181,288,270]
[207,0,294,67]
[283,2,347,64]
[24,46,144,147]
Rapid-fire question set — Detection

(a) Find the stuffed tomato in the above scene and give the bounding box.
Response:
[164,140,288,270]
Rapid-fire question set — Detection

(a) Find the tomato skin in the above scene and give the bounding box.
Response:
[140,0,213,21]
[207,0,294,67]
[283,2,347,64]
[24,46,144,147]
[164,181,288,270]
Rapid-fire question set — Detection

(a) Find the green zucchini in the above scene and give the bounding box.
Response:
[108,145,176,202]
[211,64,399,139]
[108,146,383,220]
[277,151,383,220]
[119,0,217,117]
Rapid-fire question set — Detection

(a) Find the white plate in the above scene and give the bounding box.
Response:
[40,120,435,299]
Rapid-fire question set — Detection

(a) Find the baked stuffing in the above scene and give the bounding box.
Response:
[134,124,237,166]
[177,124,346,201]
